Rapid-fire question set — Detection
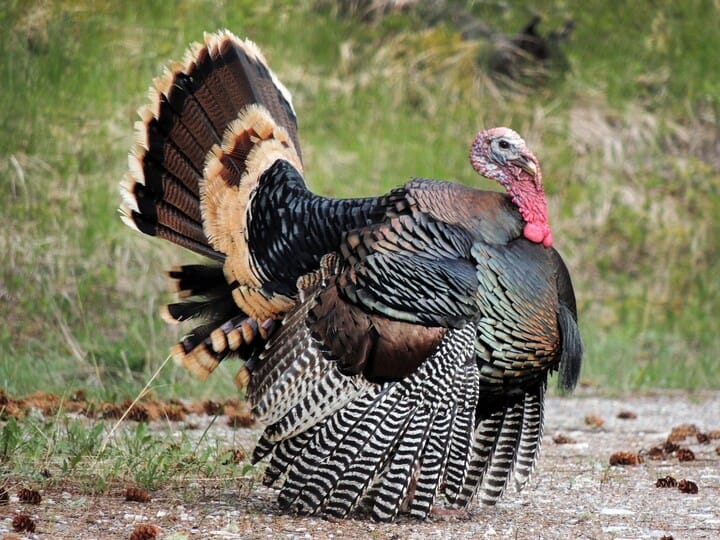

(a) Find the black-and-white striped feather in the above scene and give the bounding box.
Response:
[251,322,477,521]
[478,399,525,504]
[452,408,504,506]
[513,385,545,490]
[452,383,546,508]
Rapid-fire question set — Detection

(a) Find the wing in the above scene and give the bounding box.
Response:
[337,212,481,328]
[248,278,480,521]
[333,181,525,330]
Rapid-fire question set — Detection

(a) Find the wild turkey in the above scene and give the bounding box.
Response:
[120,30,582,521]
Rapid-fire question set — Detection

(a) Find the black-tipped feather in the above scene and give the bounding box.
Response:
[168,264,227,297]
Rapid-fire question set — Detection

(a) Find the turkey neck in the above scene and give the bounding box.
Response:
[507,168,553,247]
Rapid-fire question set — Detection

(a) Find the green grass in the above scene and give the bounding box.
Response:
[0,410,256,495]
[1,0,719,400]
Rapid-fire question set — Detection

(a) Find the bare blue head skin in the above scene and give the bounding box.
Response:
[470,127,552,247]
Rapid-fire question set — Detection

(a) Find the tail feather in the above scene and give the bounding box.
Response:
[214,35,300,159]
[121,30,310,379]
[166,264,228,299]
[122,32,387,382]
[175,314,278,381]
[184,38,237,135]
[513,385,545,490]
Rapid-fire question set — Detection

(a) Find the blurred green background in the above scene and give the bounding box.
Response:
[1,0,718,400]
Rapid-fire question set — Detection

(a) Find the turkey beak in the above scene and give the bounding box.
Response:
[515,154,541,188]
[516,155,537,178]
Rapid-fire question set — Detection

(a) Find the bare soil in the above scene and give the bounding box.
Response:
[2,391,719,539]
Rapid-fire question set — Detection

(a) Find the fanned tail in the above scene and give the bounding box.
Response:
[120,30,303,381]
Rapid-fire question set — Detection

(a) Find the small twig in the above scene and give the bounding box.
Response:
[97,354,172,455]
[194,411,219,452]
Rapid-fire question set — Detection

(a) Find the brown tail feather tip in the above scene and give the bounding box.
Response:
[171,343,218,381]
[210,327,229,354]
[165,267,193,299]
[173,340,254,386]
[234,366,251,390]
[118,207,139,234]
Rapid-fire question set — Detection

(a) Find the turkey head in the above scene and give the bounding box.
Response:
[470,127,553,247]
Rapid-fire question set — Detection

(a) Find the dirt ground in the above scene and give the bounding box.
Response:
[2,391,719,539]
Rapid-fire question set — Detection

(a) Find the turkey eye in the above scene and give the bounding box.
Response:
[498,139,510,149]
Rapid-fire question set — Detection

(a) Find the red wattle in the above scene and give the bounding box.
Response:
[523,223,553,247]
[542,231,554,247]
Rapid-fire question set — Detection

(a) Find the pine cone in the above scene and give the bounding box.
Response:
[127,404,150,422]
[655,475,677,488]
[12,514,36,533]
[668,424,698,442]
[124,487,151,503]
[676,448,695,462]
[677,479,698,494]
[662,440,680,453]
[202,399,223,416]
[18,488,41,504]
[129,524,159,540]
[584,415,604,428]
[0,486,9,505]
[223,448,247,464]
[609,451,643,466]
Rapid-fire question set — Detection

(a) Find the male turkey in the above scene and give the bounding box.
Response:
[120,30,582,521]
